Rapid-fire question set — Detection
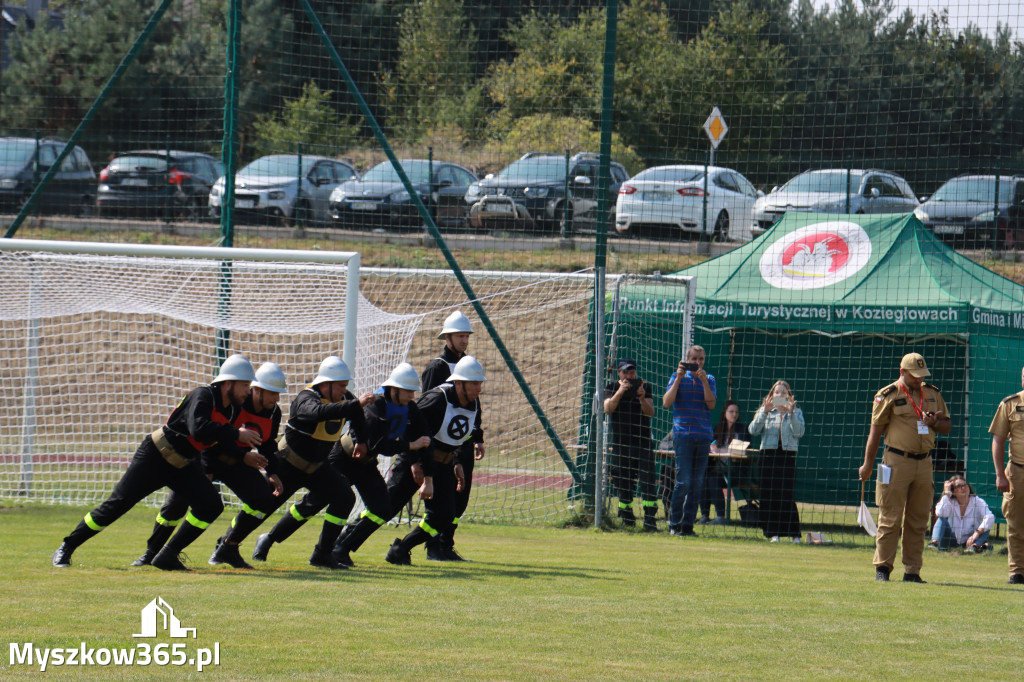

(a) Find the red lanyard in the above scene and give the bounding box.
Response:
[899,381,925,419]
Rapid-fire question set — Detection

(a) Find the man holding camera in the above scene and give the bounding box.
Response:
[859,352,950,584]
[988,365,1024,585]
[604,358,657,530]
[663,346,716,537]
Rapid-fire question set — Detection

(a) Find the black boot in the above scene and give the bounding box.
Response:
[222,511,265,547]
[618,504,636,528]
[425,535,450,561]
[309,521,346,569]
[152,521,207,571]
[52,520,101,567]
[642,503,659,532]
[209,537,254,569]
[133,522,174,566]
[333,517,380,567]
[385,538,412,565]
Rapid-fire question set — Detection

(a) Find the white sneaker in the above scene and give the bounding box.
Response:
[792,537,801,544]
[770,536,780,543]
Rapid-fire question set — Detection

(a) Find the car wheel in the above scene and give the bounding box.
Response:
[713,211,729,242]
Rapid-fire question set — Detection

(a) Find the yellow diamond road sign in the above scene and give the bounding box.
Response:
[703,107,728,149]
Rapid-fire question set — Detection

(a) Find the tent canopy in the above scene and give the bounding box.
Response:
[613,213,1024,512]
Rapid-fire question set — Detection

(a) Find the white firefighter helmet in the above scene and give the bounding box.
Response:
[213,354,256,383]
[447,355,486,382]
[310,356,352,385]
[252,362,287,393]
[437,310,474,339]
[382,362,421,392]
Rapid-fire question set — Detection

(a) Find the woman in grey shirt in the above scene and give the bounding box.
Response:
[749,380,806,543]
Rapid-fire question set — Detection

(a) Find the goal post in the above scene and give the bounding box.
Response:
[0,238,390,504]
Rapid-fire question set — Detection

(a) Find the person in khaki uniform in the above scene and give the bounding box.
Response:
[988,366,1024,585]
[859,353,951,583]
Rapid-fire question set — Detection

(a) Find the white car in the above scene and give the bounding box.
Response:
[614,165,760,241]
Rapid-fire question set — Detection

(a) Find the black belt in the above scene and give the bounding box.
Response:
[887,446,929,460]
[1012,461,1024,469]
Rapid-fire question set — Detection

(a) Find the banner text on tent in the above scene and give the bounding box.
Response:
[618,298,1024,330]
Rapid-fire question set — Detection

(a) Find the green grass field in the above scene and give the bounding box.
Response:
[2,504,1020,680]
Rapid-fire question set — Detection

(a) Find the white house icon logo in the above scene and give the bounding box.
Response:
[132,597,196,639]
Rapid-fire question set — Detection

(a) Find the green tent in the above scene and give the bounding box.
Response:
[623,212,1024,514]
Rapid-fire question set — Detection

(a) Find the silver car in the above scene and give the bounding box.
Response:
[752,169,919,236]
[209,154,358,226]
[914,174,1024,249]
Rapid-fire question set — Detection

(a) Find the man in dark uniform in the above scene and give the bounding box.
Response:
[52,354,260,571]
[323,362,431,567]
[603,358,657,530]
[130,361,287,569]
[386,355,485,565]
[859,352,951,583]
[989,365,1024,585]
[248,356,373,569]
[421,310,484,559]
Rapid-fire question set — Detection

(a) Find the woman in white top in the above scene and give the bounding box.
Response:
[928,475,995,552]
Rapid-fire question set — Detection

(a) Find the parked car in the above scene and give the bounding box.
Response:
[914,174,1024,249]
[465,152,629,233]
[329,159,477,230]
[0,137,95,216]
[614,164,761,242]
[751,168,919,236]
[209,154,358,226]
[96,150,223,220]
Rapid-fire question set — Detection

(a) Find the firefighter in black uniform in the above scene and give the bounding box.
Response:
[386,355,485,565]
[130,362,287,569]
[326,362,432,567]
[249,356,373,569]
[421,310,484,560]
[52,355,260,571]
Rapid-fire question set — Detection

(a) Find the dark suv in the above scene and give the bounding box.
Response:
[0,137,96,216]
[465,152,629,233]
[97,150,224,220]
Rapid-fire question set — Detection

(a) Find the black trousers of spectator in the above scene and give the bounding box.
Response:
[758,447,801,539]
[609,441,656,505]
[700,458,727,519]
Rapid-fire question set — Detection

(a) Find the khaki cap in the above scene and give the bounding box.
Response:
[900,352,930,378]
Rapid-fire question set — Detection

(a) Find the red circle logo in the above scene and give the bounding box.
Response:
[781,233,849,275]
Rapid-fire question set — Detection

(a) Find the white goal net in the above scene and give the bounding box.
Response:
[0,241,618,525]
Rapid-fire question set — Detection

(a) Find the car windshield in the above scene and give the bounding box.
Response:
[930,177,1007,203]
[109,155,168,172]
[632,167,703,183]
[0,139,38,166]
[495,157,566,183]
[781,171,864,193]
[240,155,318,177]
[360,161,432,184]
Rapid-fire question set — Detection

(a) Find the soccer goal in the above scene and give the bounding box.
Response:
[0,239,426,505]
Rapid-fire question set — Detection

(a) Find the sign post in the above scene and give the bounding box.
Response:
[702,107,728,238]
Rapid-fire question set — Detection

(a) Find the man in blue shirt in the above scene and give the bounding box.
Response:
[663,345,716,536]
